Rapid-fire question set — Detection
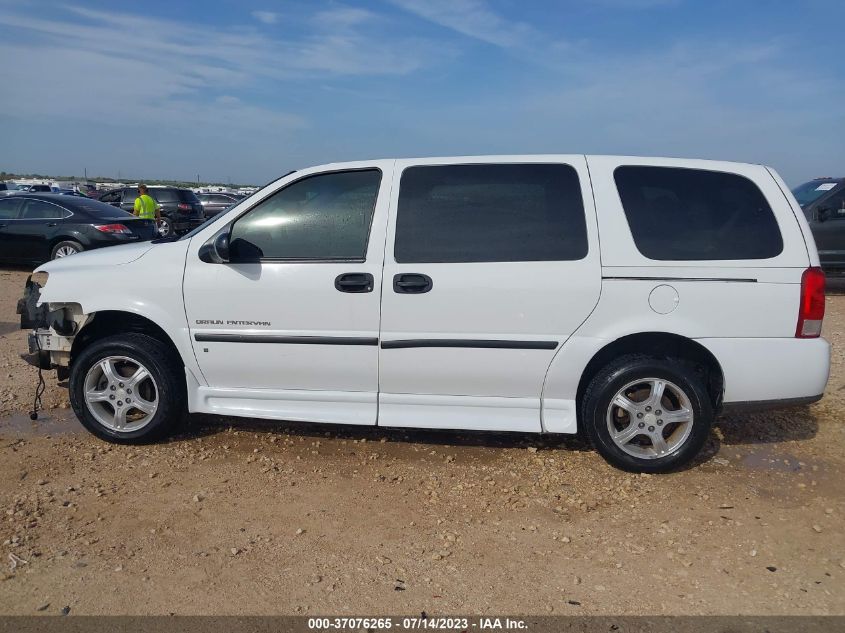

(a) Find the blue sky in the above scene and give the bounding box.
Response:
[1,0,843,185]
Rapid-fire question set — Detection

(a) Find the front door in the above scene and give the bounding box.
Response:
[378,157,602,432]
[8,198,66,262]
[0,198,24,262]
[809,189,845,268]
[182,162,392,425]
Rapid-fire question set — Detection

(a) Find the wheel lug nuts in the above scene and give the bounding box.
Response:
[656,410,662,415]
[637,412,644,419]
[645,406,652,412]
[118,382,124,388]
[126,389,132,395]
[117,401,123,406]
[648,425,655,432]
[638,422,645,428]
[109,395,115,400]
[657,420,663,425]
[110,385,116,391]
[126,398,131,403]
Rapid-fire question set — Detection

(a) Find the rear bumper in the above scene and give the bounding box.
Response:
[698,337,830,407]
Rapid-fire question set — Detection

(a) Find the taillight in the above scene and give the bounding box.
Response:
[796,266,825,338]
[177,203,191,212]
[94,223,131,234]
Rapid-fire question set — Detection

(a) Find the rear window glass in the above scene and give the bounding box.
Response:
[74,200,133,218]
[614,166,783,261]
[395,163,588,263]
[121,188,138,202]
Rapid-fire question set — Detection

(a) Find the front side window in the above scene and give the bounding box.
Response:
[0,198,21,219]
[819,190,845,220]
[614,166,783,261]
[229,169,381,262]
[394,163,588,263]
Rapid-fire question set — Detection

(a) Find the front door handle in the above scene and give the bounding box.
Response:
[335,272,374,293]
[46,222,58,227]
[393,273,433,294]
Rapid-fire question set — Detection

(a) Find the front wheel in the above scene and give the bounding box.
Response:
[69,333,186,443]
[157,217,174,237]
[581,355,713,473]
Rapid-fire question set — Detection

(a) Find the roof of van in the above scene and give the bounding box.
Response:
[294,154,769,171]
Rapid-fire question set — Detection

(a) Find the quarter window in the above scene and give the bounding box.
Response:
[229,169,381,262]
[614,166,783,261]
[394,164,588,263]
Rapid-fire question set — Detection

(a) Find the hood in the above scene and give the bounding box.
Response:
[36,241,155,273]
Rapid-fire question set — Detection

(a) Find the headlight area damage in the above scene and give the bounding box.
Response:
[17,274,91,381]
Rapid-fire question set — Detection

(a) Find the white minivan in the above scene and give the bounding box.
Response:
[19,155,830,472]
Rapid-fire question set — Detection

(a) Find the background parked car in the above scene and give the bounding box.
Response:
[19,184,53,192]
[196,192,240,217]
[792,177,845,273]
[98,186,204,236]
[0,193,156,264]
[0,182,22,192]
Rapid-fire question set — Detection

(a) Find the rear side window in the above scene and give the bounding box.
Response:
[394,164,588,263]
[614,166,783,261]
[152,189,176,203]
[229,169,381,261]
[121,188,138,203]
[176,190,201,203]
[20,200,65,219]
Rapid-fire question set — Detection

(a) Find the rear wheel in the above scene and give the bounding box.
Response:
[69,333,185,443]
[581,355,713,473]
[51,240,83,259]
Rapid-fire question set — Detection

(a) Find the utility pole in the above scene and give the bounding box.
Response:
[84,167,87,181]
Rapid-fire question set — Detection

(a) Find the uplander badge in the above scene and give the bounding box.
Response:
[195,320,271,326]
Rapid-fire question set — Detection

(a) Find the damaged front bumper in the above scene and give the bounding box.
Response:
[17,275,79,380]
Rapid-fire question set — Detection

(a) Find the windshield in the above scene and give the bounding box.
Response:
[792,180,841,207]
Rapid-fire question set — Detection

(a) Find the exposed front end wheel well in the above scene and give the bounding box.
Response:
[70,311,184,369]
[575,332,725,414]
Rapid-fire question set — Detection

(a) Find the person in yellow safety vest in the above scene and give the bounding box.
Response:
[132,184,162,230]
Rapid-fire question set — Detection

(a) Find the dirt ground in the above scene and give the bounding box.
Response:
[0,265,843,616]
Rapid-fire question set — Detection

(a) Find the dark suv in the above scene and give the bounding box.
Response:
[98,186,204,236]
[792,177,845,273]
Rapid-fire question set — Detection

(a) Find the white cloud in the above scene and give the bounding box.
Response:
[251,10,278,25]
[386,0,539,49]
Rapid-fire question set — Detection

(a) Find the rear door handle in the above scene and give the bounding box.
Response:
[335,272,374,293]
[46,222,58,227]
[393,273,433,294]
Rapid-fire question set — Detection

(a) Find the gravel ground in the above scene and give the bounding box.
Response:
[0,266,843,615]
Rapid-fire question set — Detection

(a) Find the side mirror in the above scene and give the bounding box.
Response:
[816,207,830,223]
[198,229,230,263]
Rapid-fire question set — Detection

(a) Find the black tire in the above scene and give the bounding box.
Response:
[158,217,174,237]
[69,333,186,443]
[581,354,713,473]
[51,240,83,260]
